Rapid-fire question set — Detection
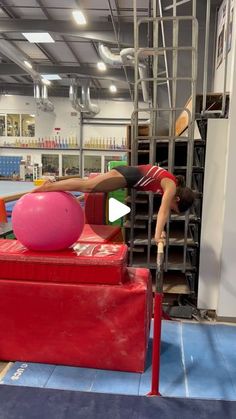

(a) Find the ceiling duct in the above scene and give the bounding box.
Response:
[0,39,41,80]
[98,44,150,103]
[98,44,123,66]
[34,83,54,112]
[0,38,55,112]
[80,80,99,117]
[69,80,99,117]
[69,81,84,112]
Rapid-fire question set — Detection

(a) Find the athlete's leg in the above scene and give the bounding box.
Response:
[80,169,127,192]
[33,169,127,193]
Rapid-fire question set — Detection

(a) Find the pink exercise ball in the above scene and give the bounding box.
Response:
[12,192,84,251]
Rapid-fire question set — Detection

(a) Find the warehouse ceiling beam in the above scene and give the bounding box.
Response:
[0,19,134,45]
[0,63,134,82]
[0,83,132,100]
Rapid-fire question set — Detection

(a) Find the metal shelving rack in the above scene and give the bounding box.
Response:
[125,0,199,297]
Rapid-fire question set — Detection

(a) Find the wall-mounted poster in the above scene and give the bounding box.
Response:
[216,0,234,69]
[216,0,226,69]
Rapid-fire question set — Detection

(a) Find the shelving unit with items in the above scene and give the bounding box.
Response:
[124,121,204,305]
[124,92,229,309]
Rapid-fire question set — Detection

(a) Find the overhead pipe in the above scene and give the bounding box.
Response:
[41,85,54,112]
[69,80,99,117]
[34,82,54,112]
[99,43,150,103]
[0,39,41,80]
[69,81,85,112]
[80,80,99,116]
[98,44,122,66]
[0,38,54,112]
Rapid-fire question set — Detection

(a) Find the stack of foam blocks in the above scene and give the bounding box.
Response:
[0,226,152,373]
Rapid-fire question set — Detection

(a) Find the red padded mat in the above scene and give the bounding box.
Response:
[0,239,127,285]
[0,267,152,372]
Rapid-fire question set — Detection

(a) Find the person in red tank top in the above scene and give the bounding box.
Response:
[33,164,195,245]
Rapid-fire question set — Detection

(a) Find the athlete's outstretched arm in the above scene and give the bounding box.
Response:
[154,180,176,243]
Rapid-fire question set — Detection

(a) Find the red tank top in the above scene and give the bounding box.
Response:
[134,165,176,194]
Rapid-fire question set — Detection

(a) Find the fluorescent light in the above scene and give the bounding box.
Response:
[30,114,35,117]
[72,10,87,25]
[109,84,117,93]
[3,94,12,97]
[22,32,55,43]
[97,61,107,71]
[41,78,51,85]
[24,60,32,69]
[41,74,61,81]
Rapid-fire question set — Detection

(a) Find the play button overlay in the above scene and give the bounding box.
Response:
[108,198,130,222]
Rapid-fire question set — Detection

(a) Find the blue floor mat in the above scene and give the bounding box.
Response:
[1,320,236,400]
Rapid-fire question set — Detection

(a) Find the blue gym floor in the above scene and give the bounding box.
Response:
[1,320,236,401]
[0,181,34,196]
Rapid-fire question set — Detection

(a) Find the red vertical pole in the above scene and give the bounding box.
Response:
[148,292,163,396]
[148,241,164,396]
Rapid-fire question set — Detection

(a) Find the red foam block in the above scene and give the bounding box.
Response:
[0,239,127,285]
[79,224,123,244]
[0,267,152,372]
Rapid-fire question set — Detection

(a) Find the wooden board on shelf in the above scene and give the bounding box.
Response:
[163,273,190,294]
[175,96,193,136]
[175,93,230,136]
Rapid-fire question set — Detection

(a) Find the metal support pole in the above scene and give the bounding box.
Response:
[148,241,164,396]
[79,112,83,177]
[202,0,211,115]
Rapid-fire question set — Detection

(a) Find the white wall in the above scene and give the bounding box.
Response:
[0,95,137,153]
[217,39,236,317]
[0,95,134,174]
[0,95,136,143]
[198,119,228,310]
[198,0,236,318]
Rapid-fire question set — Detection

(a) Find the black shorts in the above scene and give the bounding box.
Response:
[113,166,142,188]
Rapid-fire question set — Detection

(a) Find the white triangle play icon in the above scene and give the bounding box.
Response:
[108,198,130,222]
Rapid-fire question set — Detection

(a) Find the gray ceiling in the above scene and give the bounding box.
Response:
[0,0,222,100]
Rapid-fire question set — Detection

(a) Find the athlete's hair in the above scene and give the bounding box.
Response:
[175,175,195,213]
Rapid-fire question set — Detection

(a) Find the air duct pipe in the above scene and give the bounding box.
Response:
[0,38,54,112]
[0,39,41,80]
[98,44,123,66]
[80,80,99,117]
[34,83,54,112]
[41,85,54,112]
[69,80,99,117]
[69,81,84,112]
[98,44,150,103]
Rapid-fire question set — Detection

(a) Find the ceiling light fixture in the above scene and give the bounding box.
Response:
[22,33,55,43]
[41,74,62,81]
[109,84,117,93]
[97,62,107,71]
[24,60,33,69]
[41,78,51,86]
[72,10,87,25]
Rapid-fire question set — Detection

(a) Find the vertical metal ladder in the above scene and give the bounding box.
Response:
[129,0,198,275]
